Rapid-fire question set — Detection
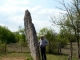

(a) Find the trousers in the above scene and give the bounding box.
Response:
[40,47,46,60]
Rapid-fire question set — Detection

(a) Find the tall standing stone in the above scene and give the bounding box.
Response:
[24,10,41,60]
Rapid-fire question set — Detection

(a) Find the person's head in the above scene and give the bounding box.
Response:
[40,35,44,40]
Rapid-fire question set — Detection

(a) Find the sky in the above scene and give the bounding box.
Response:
[0,0,71,33]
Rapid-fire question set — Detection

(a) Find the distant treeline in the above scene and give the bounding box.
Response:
[0,25,25,44]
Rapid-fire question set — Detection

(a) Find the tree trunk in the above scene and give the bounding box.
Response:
[76,22,80,60]
[58,42,61,55]
[75,33,80,60]
[70,42,72,60]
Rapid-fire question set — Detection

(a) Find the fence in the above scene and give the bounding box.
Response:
[0,43,30,53]
[0,42,79,59]
[61,42,78,58]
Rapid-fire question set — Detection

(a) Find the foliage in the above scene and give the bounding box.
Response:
[38,27,58,53]
[57,28,76,47]
[18,26,27,47]
[13,32,20,42]
[0,40,6,52]
[51,0,80,59]
[0,25,16,43]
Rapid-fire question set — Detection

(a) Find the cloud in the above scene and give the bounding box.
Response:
[33,18,60,33]
[29,7,66,33]
[0,23,6,26]
[29,6,42,12]
[0,0,29,31]
[4,0,29,6]
[0,0,29,14]
[37,8,66,16]
[33,20,51,32]
[0,0,66,33]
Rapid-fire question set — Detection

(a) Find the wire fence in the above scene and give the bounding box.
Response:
[61,43,78,57]
[0,43,30,53]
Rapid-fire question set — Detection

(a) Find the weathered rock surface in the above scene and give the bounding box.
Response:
[24,10,41,60]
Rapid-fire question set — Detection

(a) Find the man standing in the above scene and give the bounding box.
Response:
[38,35,49,60]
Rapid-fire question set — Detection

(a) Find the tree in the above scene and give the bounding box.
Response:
[0,25,16,52]
[51,0,80,59]
[18,26,27,52]
[0,26,16,43]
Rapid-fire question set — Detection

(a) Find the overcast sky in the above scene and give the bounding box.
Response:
[0,0,71,33]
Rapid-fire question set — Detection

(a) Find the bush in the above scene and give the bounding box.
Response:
[0,42,6,52]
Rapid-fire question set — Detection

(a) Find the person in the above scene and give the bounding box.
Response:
[38,35,49,60]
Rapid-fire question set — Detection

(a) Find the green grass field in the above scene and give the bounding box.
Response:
[0,52,78,60]
[0,43,79,60]
[47,54,78,60]
[0,52,33,60]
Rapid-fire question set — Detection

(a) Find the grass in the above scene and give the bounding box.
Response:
[47,54,78,60]
[0,52,78,60]
[0,52,31,60]
[0,43,79,60]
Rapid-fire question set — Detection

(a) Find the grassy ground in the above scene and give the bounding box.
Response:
[0,52,78,60]
[47,54,78,60]
[0,52,31,60]
[0,43,79,60]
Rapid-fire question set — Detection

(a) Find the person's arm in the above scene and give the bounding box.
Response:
[45,40,49,46]
[38,41,40,45]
